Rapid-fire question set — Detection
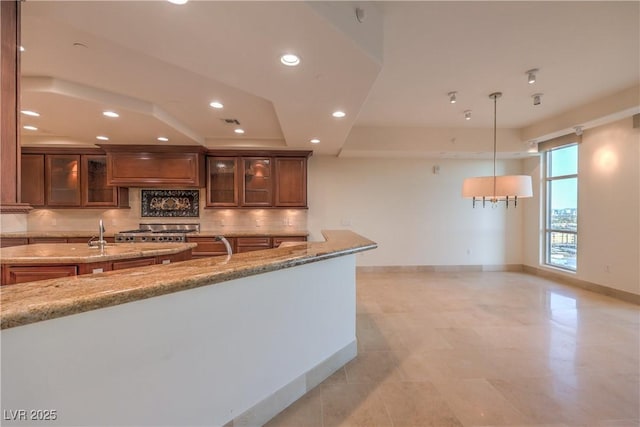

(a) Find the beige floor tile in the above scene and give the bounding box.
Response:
[320,383,392,427]
[268,271,640,427]
[432,378,530,426]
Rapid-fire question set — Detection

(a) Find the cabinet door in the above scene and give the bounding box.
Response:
[275,157,307,207]
[2,265,77,285]
[236,236,271,253]
[21,154,45,206]
[111,257,155,271]
[207,157,238,207]
[46,154,81,207]
[241,158,273,206]
[187,236,236,257]
[82,155,119,207]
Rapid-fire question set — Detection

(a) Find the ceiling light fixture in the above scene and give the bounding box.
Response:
[23,125,38,131]
[103,111,119,118]
[574,126,583,136]
[157,137,169,142]
[448,91,457,104]
[332,111,346,118]
[310,138,320,144]
[234,128,245,134]
[526,68,539,84]
[96,135,109,141]
[532,93,543,106]
[527,141,538,153]
[20,46,25,52]
[280,53,301,67]
[21,110,40,117]
[167,0,188,4]
[462,92,533,208]
[464,110,472,121]
[209,101,224,109]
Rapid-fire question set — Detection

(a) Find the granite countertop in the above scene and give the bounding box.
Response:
[0,229,308,238]
[0,230,376,330]
[0,242,197,264]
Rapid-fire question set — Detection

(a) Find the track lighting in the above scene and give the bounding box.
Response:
[532,93,543,106]
[464,110,471,120]
[448,91,457,104]
[526,68,539,84]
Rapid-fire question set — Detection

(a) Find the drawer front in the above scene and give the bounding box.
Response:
[236,237,271,247]
[28,237,68,244]
[273,236,307,247]
[1,238,29,248]
[3,265,77,285]
[111,257,156,271]
[187,237,236,255]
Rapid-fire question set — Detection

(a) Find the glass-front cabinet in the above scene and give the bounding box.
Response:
[82,155,118,207]
[206,157,238,207]
[241,158,273,207]
[46,154,81,207]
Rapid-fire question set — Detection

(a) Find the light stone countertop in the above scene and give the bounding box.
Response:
[0,230,376,330]
[0,229,308,239]
[0,242,197,264]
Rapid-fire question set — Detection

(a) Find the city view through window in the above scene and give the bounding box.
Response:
[546,145,578,270]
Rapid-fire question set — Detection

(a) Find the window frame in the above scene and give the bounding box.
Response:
[544,144,578,271]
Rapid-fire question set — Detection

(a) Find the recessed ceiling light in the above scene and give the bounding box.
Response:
[167,0,188,4]
[310,138,320,144]
[448,91,457,104]
[280,53,301,67]
[96,135,109,141]
[526,68,539,84]
[21,110,40,117]
[464,110,472,121]
[157,137,169,142]
[209,101,224,109]
[103,111,119,118]
[23,125,38,131]
[332,111,346,118]
[234,128,245,134]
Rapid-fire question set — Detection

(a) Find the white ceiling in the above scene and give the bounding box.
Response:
[20,1,640,156]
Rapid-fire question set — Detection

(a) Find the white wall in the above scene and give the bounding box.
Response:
[523,117,640,295]
[1,255,356,426]
[307,156,527,267]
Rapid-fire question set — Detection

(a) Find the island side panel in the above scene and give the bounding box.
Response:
[0,254,356,427]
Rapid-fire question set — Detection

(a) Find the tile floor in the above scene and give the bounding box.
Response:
[265,271,640,427]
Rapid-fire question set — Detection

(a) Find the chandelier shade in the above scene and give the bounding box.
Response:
[462,92,533,208]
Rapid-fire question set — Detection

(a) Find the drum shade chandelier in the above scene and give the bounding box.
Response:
[462,92,532,208]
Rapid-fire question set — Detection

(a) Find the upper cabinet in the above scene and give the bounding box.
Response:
[21,148,128,208]
[206,157,239,207]
[205,151,310,209]
[102,145,206,188]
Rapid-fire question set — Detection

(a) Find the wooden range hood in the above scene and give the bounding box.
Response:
[100,145,206,188]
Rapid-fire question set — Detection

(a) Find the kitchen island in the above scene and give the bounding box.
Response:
[1,230,376,427]
[0,242,196,285]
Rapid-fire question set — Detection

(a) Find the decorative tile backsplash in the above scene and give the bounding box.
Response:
[141,190,199,217]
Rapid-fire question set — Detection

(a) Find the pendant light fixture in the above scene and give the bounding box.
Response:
[462,92,533,208]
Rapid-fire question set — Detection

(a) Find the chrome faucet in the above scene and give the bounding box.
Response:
[88,219,108,249]
[214,235,232,261]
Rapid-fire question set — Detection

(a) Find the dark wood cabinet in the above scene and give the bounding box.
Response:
[236,236,272,253]
[273,236,307,247]
[21,149,129,209]
[46,154,81,207]
[274,157,307,207]
[103,145,206,188]
[2,265,77,285]
[204,150,310,209]
[82,155,128,207]
[207,157,239,207]
[187,236,237,258]
[1,238,28,248]
[241,158,273,207]
[21,154,45,206]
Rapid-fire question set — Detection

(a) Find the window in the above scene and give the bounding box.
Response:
[545,144,578,271]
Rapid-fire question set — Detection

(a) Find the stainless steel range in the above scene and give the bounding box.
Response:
[114,223,200,243]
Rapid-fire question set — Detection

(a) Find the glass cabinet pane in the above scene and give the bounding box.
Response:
[47,154,81,206]
[83,155,116,206]
[207,157,238,206]
[242,158,272,206]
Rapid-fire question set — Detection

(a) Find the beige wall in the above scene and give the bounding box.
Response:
[523,117,640,295]
[307,155,528,267]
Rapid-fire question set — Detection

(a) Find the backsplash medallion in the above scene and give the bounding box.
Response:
[141,190,199,217]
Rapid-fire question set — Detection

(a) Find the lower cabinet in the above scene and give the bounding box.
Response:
[112,257,156,271]
[1,238,29,248]
[2,265,78,285]
[273,236,307,247]
[236,237,271,253]
[187,236,237,258]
